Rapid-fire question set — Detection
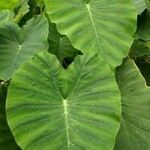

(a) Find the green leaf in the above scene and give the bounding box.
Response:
[50,35,81,62]
[48,21,81,63]
[130,40,150,59]
[35,0,44,8]
[0,82,20,150]
[0,0,19,11]
[45,0,137,70]
[114,58,150,150]
[7,52,121,150]
[14,1,30,23]
[136,61,150,86]
[145,0,150,11]
[0,10,14,25]
[0,15,49,80]
[48,20,82,68]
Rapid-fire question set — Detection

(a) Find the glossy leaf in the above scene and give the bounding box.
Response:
[0,82,20,150]
[0,15,49,80]
[7,52,121,150]
[114,58,150,150]
[45,0,137,70]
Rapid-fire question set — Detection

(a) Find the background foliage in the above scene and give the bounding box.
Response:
[0,0,150,150]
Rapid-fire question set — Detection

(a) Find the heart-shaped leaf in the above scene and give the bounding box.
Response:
[7,52,121,150]
[0,82,20,150]
[114,58,150,150]
[45,0,137,70]
[0,15,49,80]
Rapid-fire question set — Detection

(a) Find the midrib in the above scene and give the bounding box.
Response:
[8,44,23,72]
[86,4,101,49]
[63,99,70,149]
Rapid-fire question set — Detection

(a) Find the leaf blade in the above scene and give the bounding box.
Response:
[7,52,121,150]
[0,15,49,80]
[45,0,137,70]
[114,58,150,150]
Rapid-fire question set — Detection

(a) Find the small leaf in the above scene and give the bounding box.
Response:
[130,40,150,59]
[7,52,121,150]
[114,58,150,150]
[0,15,49,80]
[14,1,30,23]
[48,21,81,65]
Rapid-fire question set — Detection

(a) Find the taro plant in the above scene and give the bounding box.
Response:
[0,0,150,150]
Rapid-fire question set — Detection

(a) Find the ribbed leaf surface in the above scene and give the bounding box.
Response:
[45,0,137,70]
[0,15,49,80]
[114,58,150,150]
[7,52,121,150]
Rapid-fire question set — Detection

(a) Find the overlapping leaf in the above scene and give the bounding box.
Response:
[130,40,150,59]
[45,0,137,70]
[0,82,20,150]
[48,21,80,63]
[14,1,30,23]
[114,58,150,150]
[0,15,49,80]
[7,52,121,150]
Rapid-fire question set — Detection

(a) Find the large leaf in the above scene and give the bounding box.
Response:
[0,0,19,11]
[45,0,137,70]
[7,52,121,150]
[114,58,150,150]
[0,82,20,150]
[0,15,49,80]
